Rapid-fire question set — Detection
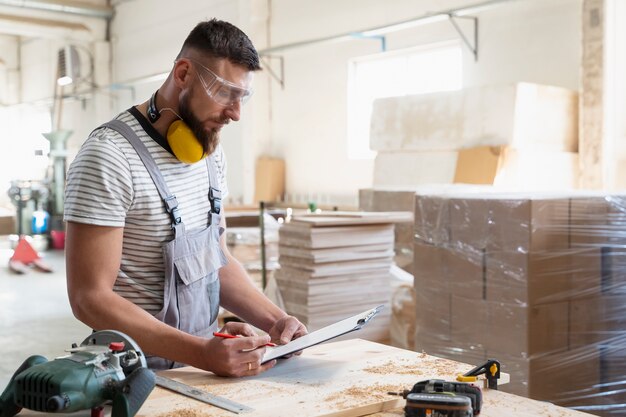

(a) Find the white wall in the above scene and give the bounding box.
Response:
[605,0,626,189]
[50,0,582,207]
[0,35,19,105]
[265,0,582,206]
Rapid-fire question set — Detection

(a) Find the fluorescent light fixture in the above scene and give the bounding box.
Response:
[57,75,73,86]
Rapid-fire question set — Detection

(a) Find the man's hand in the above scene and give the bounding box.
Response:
[203,327,276,377]
[218,321,257,337]
[268,316,307,345]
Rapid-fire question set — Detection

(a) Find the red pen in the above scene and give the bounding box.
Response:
[213,332,277,347]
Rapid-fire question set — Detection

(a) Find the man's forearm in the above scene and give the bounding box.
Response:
[70,287,206,368]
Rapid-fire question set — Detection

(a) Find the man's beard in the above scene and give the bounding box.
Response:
[178,90,220,156]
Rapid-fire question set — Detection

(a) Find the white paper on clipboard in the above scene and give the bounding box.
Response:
[261,305,384,364]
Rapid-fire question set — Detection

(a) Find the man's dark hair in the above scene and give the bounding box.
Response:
[179,19,261,71]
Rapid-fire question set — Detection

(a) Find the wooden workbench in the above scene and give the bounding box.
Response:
[140,339,590,417]
[17,338,592,417]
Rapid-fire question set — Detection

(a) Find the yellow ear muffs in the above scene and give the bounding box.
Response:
[166,120,206,164]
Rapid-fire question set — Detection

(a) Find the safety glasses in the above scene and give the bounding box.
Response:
[187,58,253,107]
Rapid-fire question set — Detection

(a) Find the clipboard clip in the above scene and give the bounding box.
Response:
[357,305,384,328]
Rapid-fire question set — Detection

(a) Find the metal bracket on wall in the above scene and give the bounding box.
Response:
[447,14,479,61]
[350,33,387,52]
[261,55,285,89]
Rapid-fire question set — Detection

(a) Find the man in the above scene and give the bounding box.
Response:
[64,19,306,377]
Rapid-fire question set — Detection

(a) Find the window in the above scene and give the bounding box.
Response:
[347,42,463,159]
[0,106,51,202]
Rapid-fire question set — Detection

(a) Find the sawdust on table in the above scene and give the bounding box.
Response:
[155,408,215,417]
[196,380,299,399]
[196,382,246,396]
[324,383,405,408]
[363,355,469,377]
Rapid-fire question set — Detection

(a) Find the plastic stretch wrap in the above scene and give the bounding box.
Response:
[413,189,626,416]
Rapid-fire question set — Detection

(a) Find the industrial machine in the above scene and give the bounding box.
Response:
[0,330,155,417]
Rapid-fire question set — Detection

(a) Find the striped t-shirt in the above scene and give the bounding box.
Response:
[64,109,228,314]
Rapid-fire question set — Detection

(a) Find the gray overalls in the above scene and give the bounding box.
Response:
[102,119,227,370]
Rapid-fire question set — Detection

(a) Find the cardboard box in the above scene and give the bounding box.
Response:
[492,346,601,404]
[488,197,570,252]
[593,341,626,409]
[450,295,488,345]
[570,196,611,248]
[607,195,626,233]
[487,250,571,305]
[448,196,490,249]
[570,296,626,348]
[569,245,626,298]
[443,340,487,366]
[569,297,606,349]
[414,194,449,246]
[453,146,503,185]
[254,157,285,203]
[603,247,626,295]
[485,250,529,305]
[415,287,451,343]
[413,241,447,289]
[570,247,604,299]
[600,340,626,387]
[487,301,569,357]
[445,247,485,299]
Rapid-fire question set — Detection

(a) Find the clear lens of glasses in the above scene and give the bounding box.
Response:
[190,59,253,107]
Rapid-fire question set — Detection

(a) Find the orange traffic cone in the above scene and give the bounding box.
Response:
[9,237,53,274]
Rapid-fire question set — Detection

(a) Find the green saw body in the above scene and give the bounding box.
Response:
[0,330,155,417]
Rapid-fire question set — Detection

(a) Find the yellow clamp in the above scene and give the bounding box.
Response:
[490,362,499,377]
[456,374,477,383]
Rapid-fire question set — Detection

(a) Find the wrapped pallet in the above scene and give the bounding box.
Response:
[412,187,626,416]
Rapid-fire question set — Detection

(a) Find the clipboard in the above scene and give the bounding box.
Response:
[261,305,384,364]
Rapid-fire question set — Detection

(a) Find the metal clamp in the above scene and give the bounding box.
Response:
[164,195,182,225]
[209,187,222,214]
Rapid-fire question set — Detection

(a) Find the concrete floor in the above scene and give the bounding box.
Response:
[0,242,90,391]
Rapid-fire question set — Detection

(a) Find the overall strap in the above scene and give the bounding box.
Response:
[100,120,184,234]
[205,154,222,226]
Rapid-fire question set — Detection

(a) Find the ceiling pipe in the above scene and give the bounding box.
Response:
[0,13,92,39]
[0,0,113,19]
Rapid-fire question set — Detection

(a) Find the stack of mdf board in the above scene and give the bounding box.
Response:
[369,83,579,189]
[276,212,411,342]
[412,189,626,417]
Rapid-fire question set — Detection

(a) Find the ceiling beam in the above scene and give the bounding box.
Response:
[0,12,91,40]
[0,0,113,19]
